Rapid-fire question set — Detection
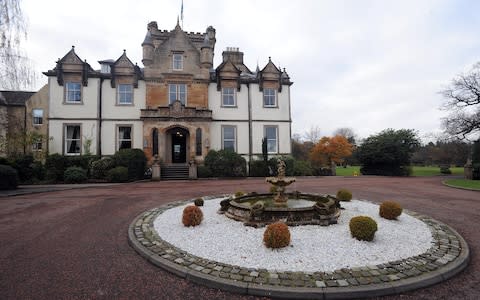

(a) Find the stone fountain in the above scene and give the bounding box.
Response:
[219,159,341,227]
[266,160,295,207]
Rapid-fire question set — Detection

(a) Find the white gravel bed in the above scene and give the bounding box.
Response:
[153,198,433,273]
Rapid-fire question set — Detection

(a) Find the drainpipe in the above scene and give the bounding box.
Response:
[98,77,103,156]
[247,83,252,169]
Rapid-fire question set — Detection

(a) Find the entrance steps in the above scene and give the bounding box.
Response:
[161,164,189,180]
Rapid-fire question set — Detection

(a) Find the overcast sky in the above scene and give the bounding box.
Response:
[21,0,480,142]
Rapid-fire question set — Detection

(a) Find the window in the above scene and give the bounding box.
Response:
[33,109,43,125]
[222,126,236,151]
[152,128,158,156]
[222,87,236,107]
[65,82,81,103]
[65,125,81,155]
[265,126,278,153]
[32,139,43,151]
[263,88,276,107]
[169,84,187,105]
[172,54,183,70]
[118,84,133,105]
[118,126,132,150]
[196,128,202,156]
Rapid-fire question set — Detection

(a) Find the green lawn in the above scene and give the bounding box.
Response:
[335,166,464,176]
[444,179,480,190]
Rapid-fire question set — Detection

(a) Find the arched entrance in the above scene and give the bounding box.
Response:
[166,127,189,163]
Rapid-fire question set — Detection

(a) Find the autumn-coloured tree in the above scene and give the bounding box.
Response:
[309,135,353,167]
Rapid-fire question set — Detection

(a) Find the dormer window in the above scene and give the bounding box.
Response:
[118,84,133,105]
[263,88,277,107]
[173,53,183,70]
[222,87,236,107]
[65,82,82,103]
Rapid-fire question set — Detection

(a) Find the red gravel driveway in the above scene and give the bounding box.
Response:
[0,176,478,299]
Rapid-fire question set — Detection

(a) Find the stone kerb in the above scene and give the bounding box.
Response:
[128,196,470,299]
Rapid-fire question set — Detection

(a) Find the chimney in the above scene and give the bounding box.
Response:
[222,47,243,64]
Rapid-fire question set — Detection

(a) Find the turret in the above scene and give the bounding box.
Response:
[200,34,213,68]
[142,30,154,67]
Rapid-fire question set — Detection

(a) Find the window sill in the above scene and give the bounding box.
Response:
[63,101,83,105]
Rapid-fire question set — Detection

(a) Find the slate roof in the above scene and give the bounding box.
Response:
[0,91,35,106]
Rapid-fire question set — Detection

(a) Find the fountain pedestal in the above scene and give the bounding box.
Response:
[219,159,341,227]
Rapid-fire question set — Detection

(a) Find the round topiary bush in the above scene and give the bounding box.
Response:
[182,205,203,227]
[263,222,291,249]
[90,157,115,179]
[194,198,204,206]
[64,166,87,184]
[0,164,18,190]
[336,188,353,201]
[106,166,129,183]
[379,201,403,220]
[349,216,378,241]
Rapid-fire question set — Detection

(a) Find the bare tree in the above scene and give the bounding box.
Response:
[303,125,322,143]
[333,127,357,145]
[0,0,35,90]
[440,63,480,140]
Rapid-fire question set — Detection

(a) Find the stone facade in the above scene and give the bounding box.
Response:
[43,20,293,167]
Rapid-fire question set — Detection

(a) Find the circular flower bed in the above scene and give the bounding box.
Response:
[153,198,433,272]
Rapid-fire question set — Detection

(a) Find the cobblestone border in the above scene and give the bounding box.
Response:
[128,196,470,299]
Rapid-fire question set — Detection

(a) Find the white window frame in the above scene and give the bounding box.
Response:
[222,125,237,152]
[265,125,278,153]
[64,124,81,156]
[117,125,133,150]
[32,108,43,125]
[263,88,277,107]
[65,82,82,103]
[221,87,236,107]
[32,140,43,151]
[117,84,133,105]
[172,53,183,71]
[169,83,187,105]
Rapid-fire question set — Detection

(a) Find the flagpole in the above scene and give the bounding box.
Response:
[181,0,184,29]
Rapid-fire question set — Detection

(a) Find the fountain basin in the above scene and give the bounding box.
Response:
[220,192,341,227]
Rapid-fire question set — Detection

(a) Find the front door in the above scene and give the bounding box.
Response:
[171,132,186,163]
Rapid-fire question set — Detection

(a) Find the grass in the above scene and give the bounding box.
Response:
[335,166,464,176]
[444,179,480,190]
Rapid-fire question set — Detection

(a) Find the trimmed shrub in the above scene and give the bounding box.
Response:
[349,216,378,241]
[249,159,269,177]
[440,165,452,174]
[113,149,147,181]
[194,198,204,206]
[107,166,129,183]
[45,154,66,181]
[197,165,212,178]
[379,201,403,220]
[10,155,34,183]
[65,155,98,170]
[64,166,87,184]
[336,189,353,201]
[90,157,115,179]
[204,149,246,177]
[263,222,291,249]
[360,165,412,176]
[0,164,18,190]
[182,205,203,227]
[313,167,333,176]
[293,160,314,176]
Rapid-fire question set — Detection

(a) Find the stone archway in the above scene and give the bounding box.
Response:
[165,126,189,164]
